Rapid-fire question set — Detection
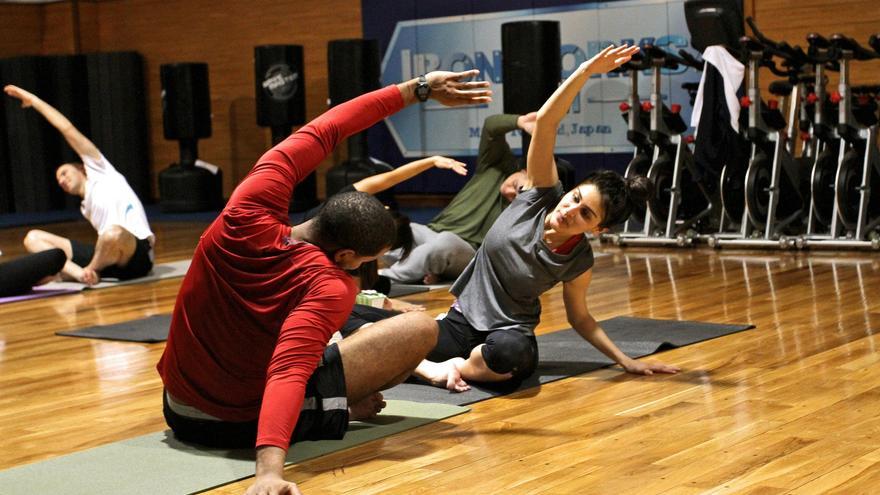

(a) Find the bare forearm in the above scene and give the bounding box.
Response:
[572,317,632,366]
[396,78,421,107]
[255,445,287,481]
[29,97,99,159]
[353,157,433,195]
[29,97,75,134]
[536,65,593,127]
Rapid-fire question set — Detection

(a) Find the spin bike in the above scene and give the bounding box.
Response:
[714,26,806,248]
[801,34,880,249]
[613,44,712,247]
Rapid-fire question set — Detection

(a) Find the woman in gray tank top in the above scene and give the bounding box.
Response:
[411,44,681,392]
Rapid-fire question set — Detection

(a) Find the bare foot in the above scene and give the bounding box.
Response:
[384,298,425,313]
[422,273,439,285]
[79,267,100,286]
[35,273,62,286]
[415,358,470,392]
[349,393,386,421]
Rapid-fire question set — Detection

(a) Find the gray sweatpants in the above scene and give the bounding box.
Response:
[379,223,476,283]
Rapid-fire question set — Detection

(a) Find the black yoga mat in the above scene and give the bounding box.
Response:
[387,283,432,297]
[381,316,754,406]
[56,314,172,343]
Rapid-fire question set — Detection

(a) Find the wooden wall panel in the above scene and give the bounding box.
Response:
[42,2,77,54]
[750,0,880,85]
[0,4,43,58]
[91,0,362,199]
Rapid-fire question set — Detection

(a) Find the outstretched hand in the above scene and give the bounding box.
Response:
[428,156,468,176]
[425,69,492,107]
[582,44,641,75]
[623,358,680,376]
[517,112,537,136]
[3,85,37,108]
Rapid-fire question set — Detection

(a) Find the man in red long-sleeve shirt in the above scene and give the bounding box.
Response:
[157,70,491,495]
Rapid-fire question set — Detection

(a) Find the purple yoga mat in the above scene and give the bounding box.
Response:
[0,287,81,304]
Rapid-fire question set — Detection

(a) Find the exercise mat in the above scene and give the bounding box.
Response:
[42,259,191,291]
[0,400,469,495]
[382,316,754,405]
[56,314,172,343]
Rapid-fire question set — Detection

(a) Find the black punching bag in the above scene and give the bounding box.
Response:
[254,44,315,212]
[158,62,222,212]
[324,39,393,202]
[502,21,574,190]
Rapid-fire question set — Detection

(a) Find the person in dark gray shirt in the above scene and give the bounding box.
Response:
[411,44,680,391]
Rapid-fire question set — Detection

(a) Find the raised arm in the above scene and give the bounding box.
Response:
[3,85,101,160]
[562,270,679,375]
[353,156,467,195]
[525,44,639,189]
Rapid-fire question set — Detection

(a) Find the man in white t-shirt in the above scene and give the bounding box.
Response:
[4,85,155,285]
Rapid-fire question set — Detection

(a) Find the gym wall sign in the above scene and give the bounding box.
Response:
[376,0,700,158]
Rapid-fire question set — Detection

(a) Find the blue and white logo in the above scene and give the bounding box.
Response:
[380,0,699,157]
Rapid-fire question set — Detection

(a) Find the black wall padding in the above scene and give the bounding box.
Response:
[45,55,91,165]
[86,52,150,202]
[0,56,66,212]
[45,55,91,210]
[160,63,212,141]
[0,92,12,213]
[327,39,381,108]
[255,45,306,128]
[501,21,561,115]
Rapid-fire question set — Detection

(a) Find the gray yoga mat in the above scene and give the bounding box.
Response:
[41,259,191,291]
[56,314,172,343]
[387,282,449,297]
[382,316,754,405]
[0,400,469,495]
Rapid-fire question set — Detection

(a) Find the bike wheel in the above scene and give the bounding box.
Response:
[720,164,746,224]
[809,147,837,228]
[625,152,652,223]
[647,152,675,226]
[745,152,772,229]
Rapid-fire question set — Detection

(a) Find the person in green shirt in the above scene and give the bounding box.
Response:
[380,112,536,284]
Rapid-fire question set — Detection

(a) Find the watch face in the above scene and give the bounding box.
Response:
[416,83,430,101]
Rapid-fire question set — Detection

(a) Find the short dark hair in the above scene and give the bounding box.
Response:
[580,170,653,228]
[312,191,396,256]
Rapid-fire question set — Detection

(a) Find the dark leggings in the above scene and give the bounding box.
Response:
[0,249,66,297]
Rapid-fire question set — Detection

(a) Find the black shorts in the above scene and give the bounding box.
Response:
[70,236,154,280]
[341,304,399,338]
[163,343,349,449]
[430,308,539,381]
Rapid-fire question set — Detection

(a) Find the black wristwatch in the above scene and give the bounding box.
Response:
[415,74,431,102]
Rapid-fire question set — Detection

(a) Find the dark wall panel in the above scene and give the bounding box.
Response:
[86,52,151,202]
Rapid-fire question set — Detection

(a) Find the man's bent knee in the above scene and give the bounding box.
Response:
[100,225,131,245]
[23,230,47,251]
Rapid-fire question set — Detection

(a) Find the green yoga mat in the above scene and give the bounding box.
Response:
[0,400,468,495]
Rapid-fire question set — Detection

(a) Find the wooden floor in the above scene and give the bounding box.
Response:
[1,218,879,494]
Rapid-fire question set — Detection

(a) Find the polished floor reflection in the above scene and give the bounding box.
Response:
[1,220,878,494]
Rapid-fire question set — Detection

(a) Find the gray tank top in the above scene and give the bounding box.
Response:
[450,183,594,336]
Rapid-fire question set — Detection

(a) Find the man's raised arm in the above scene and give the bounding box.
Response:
[4,85,101,161]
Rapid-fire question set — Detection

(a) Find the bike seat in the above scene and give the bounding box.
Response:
[768,80,793,97]
[642,44,680,69]
[830,34,877,61]
[807,33,831,50]
[739,36,765,53]
[869,34,880,55]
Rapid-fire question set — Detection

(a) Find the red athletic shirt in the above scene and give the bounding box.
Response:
[157,84,405,449]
